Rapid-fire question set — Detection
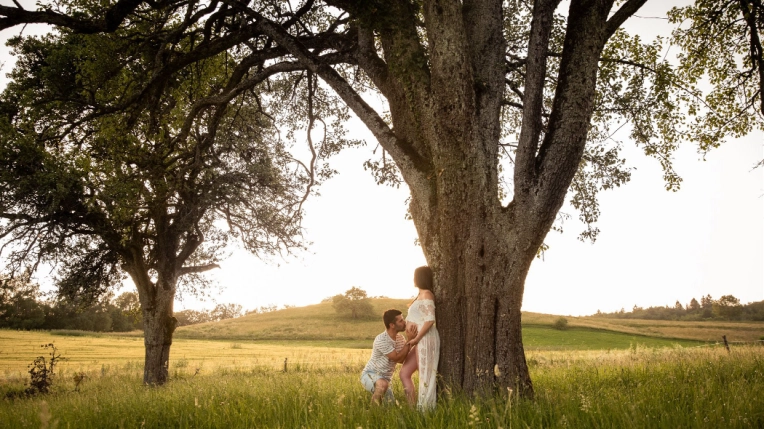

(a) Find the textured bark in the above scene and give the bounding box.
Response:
[140,279,176,385]
[126,259,179,385]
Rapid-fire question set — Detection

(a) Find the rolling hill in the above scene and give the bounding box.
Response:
[174,298,763,349]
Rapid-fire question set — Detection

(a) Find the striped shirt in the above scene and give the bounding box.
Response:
[362,331,406,380]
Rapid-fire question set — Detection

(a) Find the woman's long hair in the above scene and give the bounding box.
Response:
[413,266,433,291]
[409,266,434,307]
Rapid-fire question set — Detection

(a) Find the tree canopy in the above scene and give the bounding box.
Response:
[332,286,374,319]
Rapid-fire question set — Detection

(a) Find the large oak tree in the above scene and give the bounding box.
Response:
[0,0,759,394]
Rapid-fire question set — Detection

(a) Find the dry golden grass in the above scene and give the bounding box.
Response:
[0,330,369,382]
[559,317,764,342]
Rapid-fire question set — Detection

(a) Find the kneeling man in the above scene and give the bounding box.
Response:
[360,309,413,404]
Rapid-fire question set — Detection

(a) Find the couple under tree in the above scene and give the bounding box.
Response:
[360,266,440,410]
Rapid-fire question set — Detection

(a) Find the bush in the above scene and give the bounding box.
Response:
[7,344,65,398]
[553,317,568,330]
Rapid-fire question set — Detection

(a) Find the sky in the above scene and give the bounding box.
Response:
[1,0,762,316]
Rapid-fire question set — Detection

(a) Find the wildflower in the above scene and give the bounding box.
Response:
[467,404,480,426]
[39,401,55,429]
[579,394,591,412]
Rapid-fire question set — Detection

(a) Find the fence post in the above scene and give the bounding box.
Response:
[722,335,730,353]
[283,358,288,372]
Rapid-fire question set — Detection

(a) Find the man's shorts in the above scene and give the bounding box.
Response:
[360,369,394,402]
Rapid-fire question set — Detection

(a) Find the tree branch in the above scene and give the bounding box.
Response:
[513,0,561,204]
[230,4,431,187]
[605,0,649,39]
[737,0,764,116]
[0,0,144,33]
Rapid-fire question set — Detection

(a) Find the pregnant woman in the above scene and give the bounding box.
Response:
[400,266,440,410]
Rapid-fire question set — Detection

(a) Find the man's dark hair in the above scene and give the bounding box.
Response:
[383,309,402,328]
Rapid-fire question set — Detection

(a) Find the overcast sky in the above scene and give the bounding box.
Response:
[2,0,762,316]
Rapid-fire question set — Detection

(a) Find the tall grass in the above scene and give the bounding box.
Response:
[1,345,761,428]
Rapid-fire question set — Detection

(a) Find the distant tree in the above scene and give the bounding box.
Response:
[245,305,278,315]
[210,304,244,321]
[674,301,683,310]
[332,287,375,320]
[114,292,142,330]
[741,301,764,321]
[174,310,211,327]
[700,295,714,309]
[41,295,114,331]
[700,294,715,318]
[688,298,701,312]
[713,295,743,319]
[0,275,46,330]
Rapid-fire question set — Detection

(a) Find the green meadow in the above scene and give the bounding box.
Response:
[520,325,703,350]
[1,302,762,428]
[0,339,762,428]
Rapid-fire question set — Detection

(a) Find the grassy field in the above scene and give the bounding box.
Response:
[0,335,761,428]
[0,328,701,378]
[1,303,761,427]
[520,325,702,350]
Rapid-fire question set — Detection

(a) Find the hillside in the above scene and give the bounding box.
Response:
[175,298,410,345]
[175,298,763,345]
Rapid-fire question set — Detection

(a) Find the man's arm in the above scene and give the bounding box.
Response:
[386,342,412,364]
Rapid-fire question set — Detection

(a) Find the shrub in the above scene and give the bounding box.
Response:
[5,344,67,399]
[553,317,568,330]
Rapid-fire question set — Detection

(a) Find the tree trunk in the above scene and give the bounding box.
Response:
[127,263,178,386]
[141,287,176,385]
[409,153,545,397]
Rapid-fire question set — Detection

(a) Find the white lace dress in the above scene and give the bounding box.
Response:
[406,298,439,410]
